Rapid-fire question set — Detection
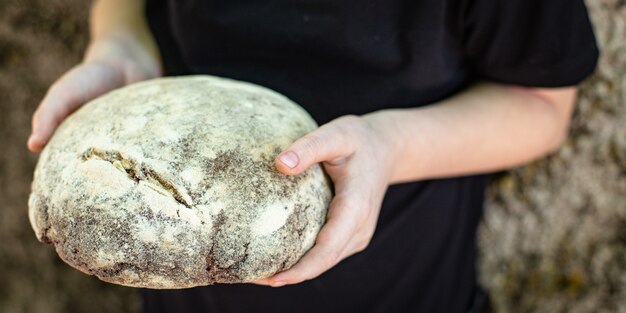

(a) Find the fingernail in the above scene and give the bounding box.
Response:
[271,280,287,287]
[27,134,39,146]
[279,151,299,169]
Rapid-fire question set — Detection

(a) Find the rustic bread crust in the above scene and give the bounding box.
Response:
[28,75,332,289]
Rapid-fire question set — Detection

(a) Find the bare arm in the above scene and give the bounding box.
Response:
[28,0,160,152]
[257,83,577,286]
[373,83,577,183]
[87,0,160,75]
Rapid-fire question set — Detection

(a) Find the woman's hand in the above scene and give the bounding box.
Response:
[250,84,576,288]
[27,35,161,152]
[254,113,400,287]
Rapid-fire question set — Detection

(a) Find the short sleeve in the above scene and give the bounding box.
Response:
[461,0,599,87]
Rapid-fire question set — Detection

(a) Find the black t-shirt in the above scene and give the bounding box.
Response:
[142,0,598,312]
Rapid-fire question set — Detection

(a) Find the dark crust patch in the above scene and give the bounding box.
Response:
[37,202,53,244]
[277,203,315,271]
[204,211,251,283]
[204,149,306,201]
[93,262,140,277]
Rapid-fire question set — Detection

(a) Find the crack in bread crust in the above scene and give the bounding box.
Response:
[81,147,193,208]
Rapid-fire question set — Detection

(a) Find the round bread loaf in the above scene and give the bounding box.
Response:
[28,75,332,289]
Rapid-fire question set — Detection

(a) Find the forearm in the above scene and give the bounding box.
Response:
[366,83,577,184]
[86,0,160,74]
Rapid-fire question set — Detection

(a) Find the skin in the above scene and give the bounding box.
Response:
[28,0,577,288]
[27,0,161,152]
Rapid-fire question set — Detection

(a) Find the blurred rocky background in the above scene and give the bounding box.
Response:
[0,0,623,312]
[478,0,626,312]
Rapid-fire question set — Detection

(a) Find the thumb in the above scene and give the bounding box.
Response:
[28,62,125,152]
[275,118,357,175]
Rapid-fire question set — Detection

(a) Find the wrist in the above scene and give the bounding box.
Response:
[361,110,407,184]
[84,31,161,79]
[363,109,434,184]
